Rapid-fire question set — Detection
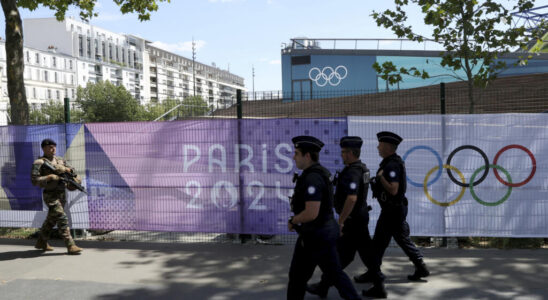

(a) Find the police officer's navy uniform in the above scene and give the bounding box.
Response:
[307,136,374,297]
[287,136,360,300]
[365,132,429,298]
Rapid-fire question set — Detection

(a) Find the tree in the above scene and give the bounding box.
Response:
[1,0,170,125]
[371,0,547,113]
[75,80,145,122]
[180,96,209,117]
[29,99,64,124]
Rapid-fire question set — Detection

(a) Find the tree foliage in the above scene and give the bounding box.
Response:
[75,80,145,122]
[29,99,65,124]
[1,0,170,125]
[371,0,547,113]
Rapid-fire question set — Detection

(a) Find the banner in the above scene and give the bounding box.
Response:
[1,114,547,237]
[349,114,547,237]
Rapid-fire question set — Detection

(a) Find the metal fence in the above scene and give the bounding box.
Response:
[3,78,548,248]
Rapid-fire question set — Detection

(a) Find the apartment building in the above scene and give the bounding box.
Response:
[145,44,245,108]
[0,41,77,125]
[0,18,246,125]
[23,17,145,101]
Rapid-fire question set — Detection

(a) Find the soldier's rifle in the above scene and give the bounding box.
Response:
[41,160,87,194]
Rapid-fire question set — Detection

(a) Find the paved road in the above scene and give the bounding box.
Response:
[1,239,547,299]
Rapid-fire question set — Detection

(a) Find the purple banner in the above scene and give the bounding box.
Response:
[85,118,347,233]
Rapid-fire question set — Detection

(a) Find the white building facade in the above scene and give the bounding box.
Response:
[0,17,245,125]
[145,44,244,109]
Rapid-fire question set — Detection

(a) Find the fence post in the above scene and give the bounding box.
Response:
[237,89,242,119]
[440,82,446,115]
[64,97,70,123]
[236,89,250,242]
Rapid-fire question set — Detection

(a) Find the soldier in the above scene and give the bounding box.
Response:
[306,136,376,298]
[363,131,429,298]
[287,136,360,300]
[31,138,83,255]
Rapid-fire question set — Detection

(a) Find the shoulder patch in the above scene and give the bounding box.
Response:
[389,171,396,178]
[307,186,316,195]
[349,182,357,190]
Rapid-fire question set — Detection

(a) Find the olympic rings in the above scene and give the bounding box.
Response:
[469,164,512,207]
[403,144,536,207]
[308,65,348,87]
[492,144,536,187]
[403,146,442,187]
[446,145,489,188]
[423,164,466,207]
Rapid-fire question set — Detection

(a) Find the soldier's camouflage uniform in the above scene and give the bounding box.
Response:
[31,155,76,247]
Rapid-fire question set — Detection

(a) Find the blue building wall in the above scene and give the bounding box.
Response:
[281,50,548,101]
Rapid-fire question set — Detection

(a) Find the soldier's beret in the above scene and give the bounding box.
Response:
[41,139,57,147]
[376,131,403,145]
[340,136,363,148]
[292,136,324,152]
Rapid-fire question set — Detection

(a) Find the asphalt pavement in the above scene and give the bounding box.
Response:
[1,238,547,300]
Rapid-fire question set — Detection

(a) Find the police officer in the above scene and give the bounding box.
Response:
[306,136,374,298]
[31,138,83,255]
[287,136,360,300]
[363,131,429,298]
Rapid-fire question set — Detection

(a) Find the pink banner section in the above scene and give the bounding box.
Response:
[85,118,347,233]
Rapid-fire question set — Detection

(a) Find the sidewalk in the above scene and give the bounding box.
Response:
[1,238,547,299]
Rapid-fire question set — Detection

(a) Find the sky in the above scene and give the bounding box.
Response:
[1,0,548,91]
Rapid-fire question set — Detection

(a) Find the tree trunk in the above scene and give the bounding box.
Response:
[1,0,28,125]
[468,79,474,114]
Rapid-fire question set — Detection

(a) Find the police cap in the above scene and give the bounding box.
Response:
[41,138,57,147]
[340,136,363,148]
[376,131,403,146]
[292,136,324,152]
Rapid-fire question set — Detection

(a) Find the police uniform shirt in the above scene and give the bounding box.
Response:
[335,161,368,216]
[379,154,406,196]
[293,164,333,225]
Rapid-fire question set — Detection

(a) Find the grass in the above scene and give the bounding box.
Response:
[0,228,38,239]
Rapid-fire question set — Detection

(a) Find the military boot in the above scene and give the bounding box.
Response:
[67,245,83,255]
[34,238,54,251]
[408,259,430,281]
[362,282,387,299]
[306,282,328,298]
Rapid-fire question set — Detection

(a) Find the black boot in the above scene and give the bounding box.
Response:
[306,282,328,298]
[354,271,374,283]
[362,282,387,299]
[408,259,430,281]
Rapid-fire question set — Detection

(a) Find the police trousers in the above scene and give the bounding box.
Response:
[287,219,359,300]
[319,215,373,287]
[369,204,423,282]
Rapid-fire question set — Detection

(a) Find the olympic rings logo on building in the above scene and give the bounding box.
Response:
[402,144,536,207]
[308,65,348,87]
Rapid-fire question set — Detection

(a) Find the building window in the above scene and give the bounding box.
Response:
[47,89,51,99]
[79,35,83,56]
[69,60,73,69]
[54,72,58,83]
[35,53,40,64]
[33,88,36,99]
[52,57,56,67]
[44,71,48,82]
[26,51,30,63]
[56,90,60,100]
[87,37,91,58]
